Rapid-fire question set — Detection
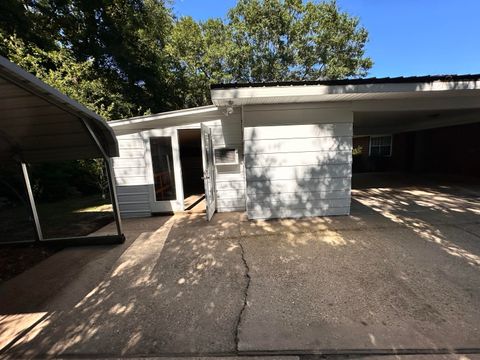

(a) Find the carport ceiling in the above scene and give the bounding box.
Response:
[0,56,118,163]
[354,108,480,136]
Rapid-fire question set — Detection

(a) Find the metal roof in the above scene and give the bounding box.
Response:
[210,74,480,107]
[211,74,480,89]
[0,56,118,163]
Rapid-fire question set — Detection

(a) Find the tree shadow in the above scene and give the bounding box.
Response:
[352,175,480,267]
[1,213,247,358]
[244,125,352,220]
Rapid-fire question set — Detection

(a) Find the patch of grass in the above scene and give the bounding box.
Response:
[35,195,113,238]
[0,195,114,283]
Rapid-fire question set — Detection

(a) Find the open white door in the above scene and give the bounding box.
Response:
[201,124,216,220]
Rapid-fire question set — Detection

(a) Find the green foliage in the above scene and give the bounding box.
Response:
[0,0,373,201]
[1,34,140,120]
[1,0,373,111]
[170,0,373,103]
[0,0,181,118]
[229,0,373,81]
[352,145,363,156]
[0,163,28,206]
[167,17,237,106]
[30,160,107,202]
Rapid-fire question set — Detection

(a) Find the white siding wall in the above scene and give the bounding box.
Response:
[204,111,246,212]
[113,104,353,220]
[114,133,152,217]
[243,105,353,220]
[113,110,246,217]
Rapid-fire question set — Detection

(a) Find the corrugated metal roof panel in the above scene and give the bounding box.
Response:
[0,56,118,162]
[211,74,480,89]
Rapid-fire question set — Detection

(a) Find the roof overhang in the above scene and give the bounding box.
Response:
[211,77,480,107]
[0,56,118,163]
[109,105,227,134]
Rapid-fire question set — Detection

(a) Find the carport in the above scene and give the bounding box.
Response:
[352,78,480,178]
[211,74,480,219]
[0,56,124,245]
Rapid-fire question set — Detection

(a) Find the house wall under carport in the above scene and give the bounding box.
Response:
[353,122,480,178]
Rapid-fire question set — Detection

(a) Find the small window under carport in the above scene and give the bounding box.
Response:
[0,55,124,246]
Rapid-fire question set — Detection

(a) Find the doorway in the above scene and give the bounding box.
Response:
[178,129,205,213]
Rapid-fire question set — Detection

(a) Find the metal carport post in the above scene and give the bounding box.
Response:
[82,118,124,240]
[18,129,125,247]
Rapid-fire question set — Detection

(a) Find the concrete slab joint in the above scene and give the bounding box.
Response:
[235,238,251,352]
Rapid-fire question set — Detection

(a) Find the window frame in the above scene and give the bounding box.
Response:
[149,136,177,202]
[214,147,239,166]
[369,135,393,157]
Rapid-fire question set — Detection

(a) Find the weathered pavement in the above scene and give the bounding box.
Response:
[1,180,480,359]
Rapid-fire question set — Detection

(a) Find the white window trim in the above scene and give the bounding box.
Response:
[369,135,393,157]
[213,147,239,166]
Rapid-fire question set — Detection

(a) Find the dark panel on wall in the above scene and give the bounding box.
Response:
[413,122,480,177]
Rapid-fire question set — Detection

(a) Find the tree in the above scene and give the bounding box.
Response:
[170,0,373,105]
[230,0,372,81]
[167,17,236,106]
[0,1,181,202]
[0,34,137,120]
[0,0,182,117]
[1,0,373,111]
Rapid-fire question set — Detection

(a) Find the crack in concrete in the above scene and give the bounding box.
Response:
[455,224,480,240]
[234,238,251,352]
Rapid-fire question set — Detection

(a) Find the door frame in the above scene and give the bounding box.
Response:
[144,128,184,213]
[143,123,218,216]
[201,123,217,220]
[143,123,210,214]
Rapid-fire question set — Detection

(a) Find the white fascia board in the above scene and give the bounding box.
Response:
[211,80,480,106]
[109,105,219,128]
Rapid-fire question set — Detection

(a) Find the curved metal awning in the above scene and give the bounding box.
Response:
[0,56,118,163]
[0,56,123,246]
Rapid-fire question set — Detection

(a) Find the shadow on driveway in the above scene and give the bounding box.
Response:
[1,176,480,358]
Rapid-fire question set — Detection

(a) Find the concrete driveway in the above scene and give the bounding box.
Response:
[1,175,480,359]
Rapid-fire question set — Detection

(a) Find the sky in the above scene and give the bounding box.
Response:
[172,0,480,78]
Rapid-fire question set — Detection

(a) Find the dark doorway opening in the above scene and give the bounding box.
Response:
[178,129,205,212]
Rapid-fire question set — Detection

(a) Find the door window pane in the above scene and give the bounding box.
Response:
[150,137,176,201]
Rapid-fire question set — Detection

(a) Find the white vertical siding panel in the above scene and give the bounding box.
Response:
[244,123,353,139]
[207,112,246,212]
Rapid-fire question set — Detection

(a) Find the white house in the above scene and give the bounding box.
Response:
[109,75,480,220]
